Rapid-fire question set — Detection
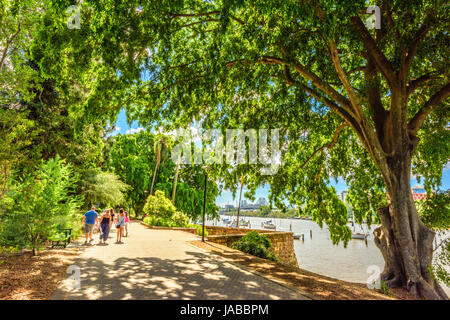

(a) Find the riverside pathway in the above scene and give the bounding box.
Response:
[52,221,309,300]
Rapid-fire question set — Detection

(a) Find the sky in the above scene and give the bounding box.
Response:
[114,109,450,207]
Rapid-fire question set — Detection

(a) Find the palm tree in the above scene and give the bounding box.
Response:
[150,137,166,195]
[171,163,180,203]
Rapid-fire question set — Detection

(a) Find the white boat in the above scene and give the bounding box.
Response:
[239,219,250,227]
[261,220,276,230]
[352,232,369,240]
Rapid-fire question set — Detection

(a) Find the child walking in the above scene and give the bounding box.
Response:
[124,211,130,237]
[116,209,126,243]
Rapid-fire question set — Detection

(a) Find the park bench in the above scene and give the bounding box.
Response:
[50,227,72,248]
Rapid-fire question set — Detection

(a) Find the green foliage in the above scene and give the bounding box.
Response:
[106,131,155,214]
[0,0,46,105]
[417,191,450,286]
[156,165,220,221]
[417,191,450,230]
[380,280,393,297]
[79,168,130,208]
[259,205,271,217]
[143,190,178,219]
[232,231,278,262]
[143,190,191,228]
[428,240,450,287]
[107,130,219,220]
[0,108,37,199]
[190,224,208,237]
[0,156,82,254]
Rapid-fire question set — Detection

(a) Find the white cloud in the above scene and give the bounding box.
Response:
[126,127,144,135]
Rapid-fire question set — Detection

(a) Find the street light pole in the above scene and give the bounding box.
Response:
[201,166,210,242]
[236,176,244,229]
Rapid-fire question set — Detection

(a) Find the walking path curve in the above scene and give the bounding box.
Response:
[52,221,309,300]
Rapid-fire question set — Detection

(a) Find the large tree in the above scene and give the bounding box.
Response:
[28,0,449,299]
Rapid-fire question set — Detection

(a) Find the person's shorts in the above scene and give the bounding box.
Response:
[85,223,95,234]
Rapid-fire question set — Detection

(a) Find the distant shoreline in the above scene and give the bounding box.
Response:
[219,214,313,221]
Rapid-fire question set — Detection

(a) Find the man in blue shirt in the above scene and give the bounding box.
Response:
[82,207,98,245]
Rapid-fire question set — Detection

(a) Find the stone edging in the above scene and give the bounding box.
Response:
[139,221,198,235]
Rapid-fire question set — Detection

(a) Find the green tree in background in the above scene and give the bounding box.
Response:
[0,156,82,255]
[79,168,130,209]
[107,130,155,215]
[107,130,219,220]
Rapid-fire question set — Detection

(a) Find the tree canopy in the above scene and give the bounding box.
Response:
[0,0,448,298]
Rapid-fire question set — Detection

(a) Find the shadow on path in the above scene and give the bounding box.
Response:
[53,250,306,300]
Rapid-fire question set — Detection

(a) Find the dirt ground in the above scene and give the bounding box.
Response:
[190,240,418,300]
[0,244,80,300]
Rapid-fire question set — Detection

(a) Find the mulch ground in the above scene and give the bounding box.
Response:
[190,240,418,300]
[0,244,80,300]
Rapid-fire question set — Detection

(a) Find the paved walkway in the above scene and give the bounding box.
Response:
[52,222,309,300]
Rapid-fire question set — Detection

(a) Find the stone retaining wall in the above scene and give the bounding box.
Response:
[205,226,299,268]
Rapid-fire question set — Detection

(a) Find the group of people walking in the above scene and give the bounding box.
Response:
[82,206,130,245]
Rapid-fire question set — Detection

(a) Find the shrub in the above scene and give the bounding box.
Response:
[232,231,278,262]
[143,190,177,219]
[142,191,191,229]
[0,157,82,255]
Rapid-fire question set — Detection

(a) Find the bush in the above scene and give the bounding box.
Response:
[232,231,278,262]
[0,157,82,255]
[143,190,178,219]
[142,191,191,229]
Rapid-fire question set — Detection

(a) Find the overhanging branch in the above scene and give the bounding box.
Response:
[299,122,349,170]
[409,82,450,134]
[351,16,396,88]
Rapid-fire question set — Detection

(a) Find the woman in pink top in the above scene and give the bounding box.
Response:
[124,211,130,237]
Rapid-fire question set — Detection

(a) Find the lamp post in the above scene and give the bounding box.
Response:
[201,166,210,242]
[236,175,244,229]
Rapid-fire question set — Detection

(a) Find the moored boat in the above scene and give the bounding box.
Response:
[261,220,276,230]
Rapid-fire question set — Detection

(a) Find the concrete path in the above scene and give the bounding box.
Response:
[52,222,309,300]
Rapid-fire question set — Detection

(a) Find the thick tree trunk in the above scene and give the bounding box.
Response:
[373,149,448,299]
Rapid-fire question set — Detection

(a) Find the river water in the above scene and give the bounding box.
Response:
[207,215,450,295]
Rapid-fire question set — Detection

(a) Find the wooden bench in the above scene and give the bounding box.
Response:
[50,228,72,248]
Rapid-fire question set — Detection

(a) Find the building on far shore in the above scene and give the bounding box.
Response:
[412,185,426,201]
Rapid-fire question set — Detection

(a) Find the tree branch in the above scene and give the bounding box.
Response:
[0,22,21,71]
[169,11,245,25]
[385,6,401,40]
[299,122,349,169]
[409,82,450,134]
[351,16,396,88]
[404,12,437,73]
[227,55,354,116]
[407,73,437,97]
